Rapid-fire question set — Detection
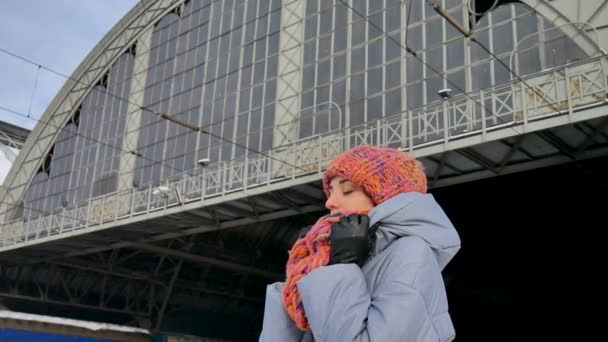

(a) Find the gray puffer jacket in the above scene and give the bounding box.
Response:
[259,192,461,342]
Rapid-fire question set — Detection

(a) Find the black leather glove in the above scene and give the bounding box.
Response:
[329,214,371,267]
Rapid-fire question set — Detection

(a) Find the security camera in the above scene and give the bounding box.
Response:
[197,158,211,166]
[152,186,171,197]
[437,88,452,99]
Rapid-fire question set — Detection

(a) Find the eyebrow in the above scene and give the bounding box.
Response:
[329,179,350,190]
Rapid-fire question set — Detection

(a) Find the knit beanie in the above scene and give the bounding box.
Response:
[323,145,428,204]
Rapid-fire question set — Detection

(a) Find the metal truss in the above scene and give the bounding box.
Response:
[0,237,265,330]
[0,0,183,238]
[1,55,607,249]
[274,0,306,146]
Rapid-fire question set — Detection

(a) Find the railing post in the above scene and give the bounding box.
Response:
[114,192,120,219]
[292,142,296,179]
[23,217,30,242]
[318,135,323,173]
[401,110,407,149]
[600,56,608,92]
[522,81,529,130]
[377,119,382,146]
[480,90,487,139]
[408,111,414,152]
[443,101,449,143]
[130,187,135,217]
[221,162,227,195]
[146,184,152,212]
[564,65,573,122]
[266,150,272,185]
[59,208,65,235]
[201,166,207,199]
[244,155,249,189]
[100,196,106,223]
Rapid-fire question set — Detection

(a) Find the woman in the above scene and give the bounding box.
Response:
[260,145,461,341]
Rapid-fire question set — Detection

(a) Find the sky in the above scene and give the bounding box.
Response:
[0,0,139,131]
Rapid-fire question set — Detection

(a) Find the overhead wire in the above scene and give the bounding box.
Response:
[0,46,308,173]
[27,65,41,118]
[1,0,569,223]
[338,0,525,136]
[424,0,567,116]
[0,104,184,175]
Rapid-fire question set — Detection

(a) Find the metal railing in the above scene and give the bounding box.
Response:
[1,55,607,248]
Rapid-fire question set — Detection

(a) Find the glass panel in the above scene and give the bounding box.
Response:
[406,54,423,83]
[367,95,383,120]
[447,69,465,96]
[426,17,443,48]
[386,88,401,116]
[386,7,401,33]
[386,34,401,61]
[385,61,400,90]
[352,46,365,72]
[446,39,464,70]
[333,54,347,80]
[367,67,383,96]
[493,23,514,55]
[426,77,444,103]
[318,60,331,85]
[368,39,383,67]
[368,12,383,39]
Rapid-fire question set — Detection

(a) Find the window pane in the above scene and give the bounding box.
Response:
[493,23,514,55]
[385,61,400,90]
[367,68,383,95]
[446,39,464,70]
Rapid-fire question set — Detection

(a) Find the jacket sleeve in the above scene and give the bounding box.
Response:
[297,238,452,342]
[259,282,304,342]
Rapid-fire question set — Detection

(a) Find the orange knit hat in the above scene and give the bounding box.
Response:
[323,145,428,204]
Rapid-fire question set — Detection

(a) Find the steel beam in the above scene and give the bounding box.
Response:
[155,260,182,330]
[577,117,608,151]
[536,131,576,159]
[457,148,500,174]
[0,292,148,317]
[49,261,164,286]
[499,135,527,172]
[131,243,282,280]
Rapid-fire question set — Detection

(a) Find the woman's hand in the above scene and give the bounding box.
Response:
[329,214,371,266]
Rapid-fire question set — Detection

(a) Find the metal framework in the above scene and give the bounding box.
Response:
[1,2,608,337]
[2,54,607,249]
[0,235,266,329]
[0,0,182,230]
[521,0,608,55]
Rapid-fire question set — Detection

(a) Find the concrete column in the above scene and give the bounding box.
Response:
[118,28,154,191]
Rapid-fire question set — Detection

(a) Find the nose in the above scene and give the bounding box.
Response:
[325,192,340,212]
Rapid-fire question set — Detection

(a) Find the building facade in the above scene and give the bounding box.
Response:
[1,0,607,339]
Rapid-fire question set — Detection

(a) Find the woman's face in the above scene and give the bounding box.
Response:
[325,177,375,214]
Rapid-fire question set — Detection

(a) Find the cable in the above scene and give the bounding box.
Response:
[27,65,41,118]
[161,112,308,172]
[423,1,567,116]
[0,105,183,175]
[0,46,306,173]
[338,0,522,135]
[405,0,414,47]
[467,0,499,17]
